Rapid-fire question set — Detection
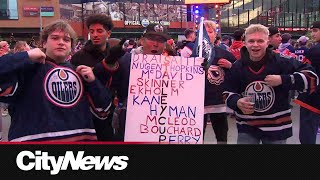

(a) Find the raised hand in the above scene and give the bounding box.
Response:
[104,38,127,65]
[264,75,282,87]
[217,58,232,69]
[27,48,46,64]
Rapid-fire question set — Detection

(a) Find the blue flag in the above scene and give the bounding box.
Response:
[190,22,216,69]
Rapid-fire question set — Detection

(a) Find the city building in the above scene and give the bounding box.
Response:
[1,0,320,42]
[0,0,60,43]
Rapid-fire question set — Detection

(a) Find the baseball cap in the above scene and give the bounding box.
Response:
[268,26,280,36]
[311,21,320,29]
[297,36,309,43]
[281,33,292,43]
[143,23,171,40]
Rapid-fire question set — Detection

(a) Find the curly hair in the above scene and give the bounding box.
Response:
[86,14,114,31]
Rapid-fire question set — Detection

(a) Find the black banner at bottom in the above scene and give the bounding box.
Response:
[0,143,318,178]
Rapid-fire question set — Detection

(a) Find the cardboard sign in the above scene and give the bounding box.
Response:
[124,54,205,144]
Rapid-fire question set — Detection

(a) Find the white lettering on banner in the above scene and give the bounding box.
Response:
[16,151,129,175]
[124,21,141,26]
[149,20,170,26]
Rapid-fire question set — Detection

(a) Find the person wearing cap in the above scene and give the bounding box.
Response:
[268,26,282,50]
[229,28,245,60]
[294,35,310,62]
[70,14,118,141]
[180,28,196,58]
[294,21,320,144]
[224,24,318,144]
[279,33,295,54]
[268,27,296,58]
[101,23,171,141]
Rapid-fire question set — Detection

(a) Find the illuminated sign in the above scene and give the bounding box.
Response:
[40,7,54,17]
[23,7,39,17]
[184,0,230,4]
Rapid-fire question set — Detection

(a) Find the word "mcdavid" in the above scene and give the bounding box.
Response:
[16,151,129,175]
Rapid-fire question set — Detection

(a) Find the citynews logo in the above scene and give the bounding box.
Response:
[16,151,129,175]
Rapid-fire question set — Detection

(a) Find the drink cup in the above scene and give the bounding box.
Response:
[245,93,255,105]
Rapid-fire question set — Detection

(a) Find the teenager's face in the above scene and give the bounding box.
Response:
[245,32,269,61]
[269,33,282,48]
[43,30,72,62]
[311,28,320,42]
[190,32,196,42]
[141,35,166,55]
[89,23,111,47]
[205,25,216,44]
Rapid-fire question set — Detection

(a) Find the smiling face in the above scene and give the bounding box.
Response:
[245,32,269,61]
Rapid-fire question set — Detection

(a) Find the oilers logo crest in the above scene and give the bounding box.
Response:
[207,65,224,85]
[244,81,275,112]
[44,67,83,108]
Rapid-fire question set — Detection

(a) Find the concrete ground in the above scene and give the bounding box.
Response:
[203,102,320,144]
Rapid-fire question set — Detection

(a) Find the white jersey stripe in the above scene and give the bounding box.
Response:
[235,109,291,119]
[10,128,96,142]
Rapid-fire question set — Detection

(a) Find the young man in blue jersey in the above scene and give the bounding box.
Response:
[224,24,318,144]
[295,21,320,144]
[295,36,310,62]
[0,20,113,142]
[197,20,237,144]
[180,28,196,58]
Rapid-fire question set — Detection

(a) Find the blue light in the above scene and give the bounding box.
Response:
[195,10,199,14]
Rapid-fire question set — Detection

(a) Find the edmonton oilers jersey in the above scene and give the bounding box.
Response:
[224,51,318,140]
[0,52,112,141]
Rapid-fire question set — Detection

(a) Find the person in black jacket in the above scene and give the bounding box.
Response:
[295,21,320,144]
[70,14,116,141]
[196,20,237,144]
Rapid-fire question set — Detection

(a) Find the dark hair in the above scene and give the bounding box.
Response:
[221,35,231,41]
[86,14,114,31]
[128,39,135,45]
[41,20,77,49]
[233,28,245,41]
[184,28,195,38]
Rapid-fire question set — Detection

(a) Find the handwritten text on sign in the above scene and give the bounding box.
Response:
[124,54,205,144]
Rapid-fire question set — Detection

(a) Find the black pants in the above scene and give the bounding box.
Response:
[93,117,114,141]
[203,113,228,142]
